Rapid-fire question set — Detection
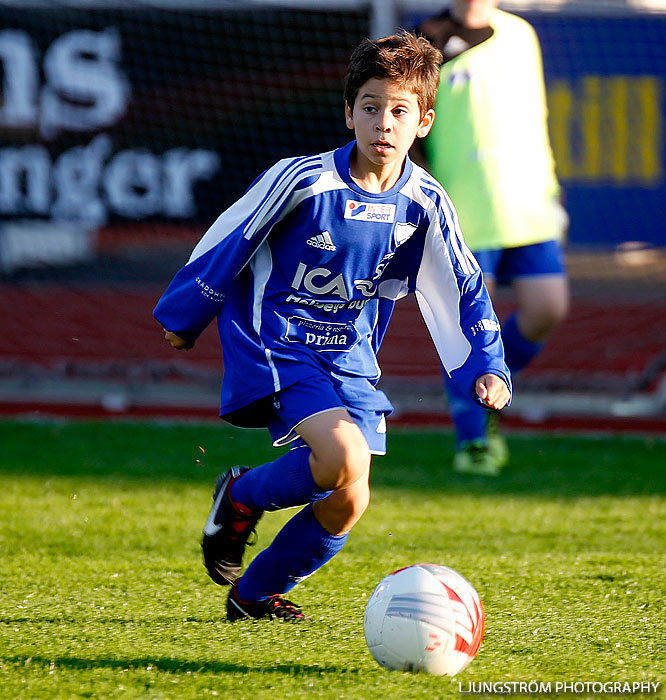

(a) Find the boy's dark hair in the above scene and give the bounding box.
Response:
[344,30,443,116]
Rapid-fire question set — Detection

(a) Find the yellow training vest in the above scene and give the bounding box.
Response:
[424,9,565,250]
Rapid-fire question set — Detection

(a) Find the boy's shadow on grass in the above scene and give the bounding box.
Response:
[10,655,353,677]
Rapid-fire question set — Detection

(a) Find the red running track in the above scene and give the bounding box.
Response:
[3,284,664,387]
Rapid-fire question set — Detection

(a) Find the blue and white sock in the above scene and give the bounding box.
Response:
[236,503,348,601]
[230,446,331,513]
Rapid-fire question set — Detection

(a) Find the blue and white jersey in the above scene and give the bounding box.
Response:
[154,141,511,417]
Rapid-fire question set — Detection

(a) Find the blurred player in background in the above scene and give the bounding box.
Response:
[414,0,569,476]
[155,31,510,622]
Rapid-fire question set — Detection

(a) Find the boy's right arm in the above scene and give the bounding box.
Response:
[154,155,319,346]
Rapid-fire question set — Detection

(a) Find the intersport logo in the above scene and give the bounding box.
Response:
[344,200,396,223]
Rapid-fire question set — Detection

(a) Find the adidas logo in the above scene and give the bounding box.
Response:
[306,231,336,251]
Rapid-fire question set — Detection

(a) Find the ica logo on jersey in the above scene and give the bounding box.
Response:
[291,262,349,301]
[344,201,396,223]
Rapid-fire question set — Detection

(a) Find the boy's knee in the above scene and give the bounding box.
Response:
[313,480,370,535]
[336,443,371,487]
[310,437,370,491]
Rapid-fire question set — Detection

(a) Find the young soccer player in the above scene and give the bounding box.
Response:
[413,0,569,476]
[154,30,511,622]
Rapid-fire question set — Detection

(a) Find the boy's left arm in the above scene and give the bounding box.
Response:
[414,213,512,410]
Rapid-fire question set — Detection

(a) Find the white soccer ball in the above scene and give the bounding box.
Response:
[363,563,485,676]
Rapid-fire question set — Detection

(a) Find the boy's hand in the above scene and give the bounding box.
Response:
[164,329,194,351]
[476,373,511,410]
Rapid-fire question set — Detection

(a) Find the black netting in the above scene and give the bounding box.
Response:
[0,3,664,417]
[0,6,369,283]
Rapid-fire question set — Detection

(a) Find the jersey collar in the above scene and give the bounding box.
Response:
[333,140,414,199]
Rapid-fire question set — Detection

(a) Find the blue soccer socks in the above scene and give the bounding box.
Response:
[502,312,543,374]
[444,373,488,446]
[229,446,332,513]
[228,444,343,602]
[236,503,348,602]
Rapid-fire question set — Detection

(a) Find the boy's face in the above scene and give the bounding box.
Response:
[345,78,434,175]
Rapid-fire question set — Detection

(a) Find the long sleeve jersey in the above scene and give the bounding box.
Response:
[154,141,511,417]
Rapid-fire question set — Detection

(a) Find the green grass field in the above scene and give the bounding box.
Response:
[0,420,664,699]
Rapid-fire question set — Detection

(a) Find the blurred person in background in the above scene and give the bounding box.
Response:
[413,0,569,476]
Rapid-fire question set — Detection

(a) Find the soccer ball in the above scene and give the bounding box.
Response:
[363,563,485,676]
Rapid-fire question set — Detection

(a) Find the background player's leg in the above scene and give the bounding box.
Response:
[447,271,568,474]
[444,275,497,454]
[508,275,569,367]
[443,372,488,447]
